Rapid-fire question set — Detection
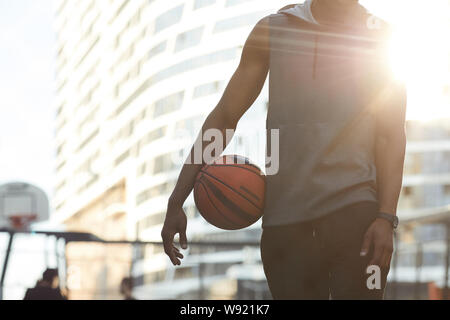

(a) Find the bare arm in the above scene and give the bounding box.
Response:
[161,17,270,265]
[361,81,407,268]
[375,83,407,215]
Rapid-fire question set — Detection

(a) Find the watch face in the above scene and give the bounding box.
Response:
[379,213,398,229]
[393,217,399,228]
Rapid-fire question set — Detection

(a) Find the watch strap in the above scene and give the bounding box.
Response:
[377,212,399,229]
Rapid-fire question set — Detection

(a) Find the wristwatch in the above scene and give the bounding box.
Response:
[377,212,399,229]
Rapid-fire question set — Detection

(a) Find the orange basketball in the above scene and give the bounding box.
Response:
[194,155,266,230]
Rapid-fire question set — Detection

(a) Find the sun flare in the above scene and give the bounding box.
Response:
[368,0,450,121]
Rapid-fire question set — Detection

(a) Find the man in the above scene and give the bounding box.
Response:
[162,0,406,300]
[24,268,67,300]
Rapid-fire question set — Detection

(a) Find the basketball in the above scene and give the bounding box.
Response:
[194,155,266,230]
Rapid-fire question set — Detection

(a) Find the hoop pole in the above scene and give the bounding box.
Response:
[0,232,15,300]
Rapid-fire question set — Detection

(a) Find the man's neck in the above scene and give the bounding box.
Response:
[311,0,365,27]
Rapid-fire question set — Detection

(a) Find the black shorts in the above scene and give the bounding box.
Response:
[260,201,390,300]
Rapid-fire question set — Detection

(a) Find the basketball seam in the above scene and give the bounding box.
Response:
[239,185,260,201]
[200,169,263,211]
[200,176,258,224]
[196,180,239,230]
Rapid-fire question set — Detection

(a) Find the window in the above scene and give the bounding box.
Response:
[213,12,262,33]
[144,270,166,283]
[137,163,146,176]
[194,0,215,10]
[225,0,254,6]
[152,91,184,118]
[57,78,67,93]
[79,63,98,90]
[153,154,173,174]
[176,116,203,135]
[175,27,204,52]
[115,150,130,166]
[193,81,222,98]
[75,36,99,69]
[56,103,65,117]
[148,41,167,60]
[136,181,176,205]
[149,48,238,85]
[81,1,96,26]
[174,267,195,280]
[128,10,141,29]
[78,107,98,136]
[444,185,450,196]
[154,5,184,34]
[78,128,99,151]
[116,0,130,17]
[136,127,167,158]
[56,160,66,172]
[56,180,66,192]
[138,212,166,231]
[116,78,151,116]
[57,0,68,15]
[146,127,167,144]
[56,201,66,211]
[57,143,65,156]
[138,152,179,177]
[80,81,100,108]
[114,120,136,143]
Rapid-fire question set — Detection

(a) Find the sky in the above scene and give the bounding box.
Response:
[0,0,449,210]
[0,0,56,198]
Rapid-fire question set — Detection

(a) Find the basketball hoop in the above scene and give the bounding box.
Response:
[8,213,38,230]
[0,182,49,229]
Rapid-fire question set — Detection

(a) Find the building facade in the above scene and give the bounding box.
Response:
[393,119,450,295]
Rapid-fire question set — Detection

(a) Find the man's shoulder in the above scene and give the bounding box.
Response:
[251,12,293,45]
[256,11,304,30]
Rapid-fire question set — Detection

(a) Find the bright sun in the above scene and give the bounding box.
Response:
[367,0,450,121]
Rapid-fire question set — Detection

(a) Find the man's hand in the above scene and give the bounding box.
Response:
[360,218,394,268]
[161,204,188,266]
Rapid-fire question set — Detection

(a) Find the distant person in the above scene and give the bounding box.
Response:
[120,277,136,300]
[24,268,67,300]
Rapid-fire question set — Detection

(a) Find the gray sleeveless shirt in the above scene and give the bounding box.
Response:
[263,12,392,227]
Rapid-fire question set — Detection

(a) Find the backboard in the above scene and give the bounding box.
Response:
[0,182,49,230]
